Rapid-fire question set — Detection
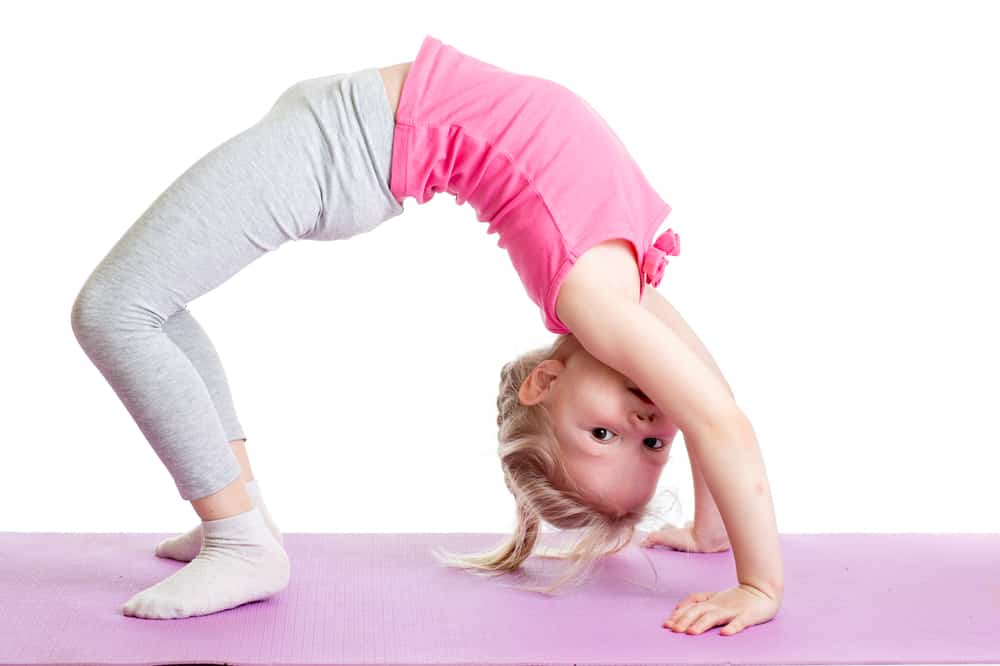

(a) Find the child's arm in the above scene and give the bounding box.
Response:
[557,278,784,614]
[641,288,732,546]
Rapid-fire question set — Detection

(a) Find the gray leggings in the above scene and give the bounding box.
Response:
[71,67,404,501]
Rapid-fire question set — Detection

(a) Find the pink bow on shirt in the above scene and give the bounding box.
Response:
[641,228,681,287]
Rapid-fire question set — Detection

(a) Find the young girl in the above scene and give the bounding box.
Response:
[72,35,783,635]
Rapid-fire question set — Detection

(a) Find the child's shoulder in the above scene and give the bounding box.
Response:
[556,239,644,318]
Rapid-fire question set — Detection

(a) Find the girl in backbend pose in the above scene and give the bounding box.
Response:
[72,35,782,635]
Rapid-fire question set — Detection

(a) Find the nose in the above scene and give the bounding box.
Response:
[631,409,656,425]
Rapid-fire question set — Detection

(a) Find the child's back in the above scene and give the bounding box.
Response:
[389,35,678,333]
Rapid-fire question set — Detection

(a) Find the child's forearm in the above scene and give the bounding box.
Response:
[687,419,784,598]
[689,446,729,543]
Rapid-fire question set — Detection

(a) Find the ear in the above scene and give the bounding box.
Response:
[517,359,564,406]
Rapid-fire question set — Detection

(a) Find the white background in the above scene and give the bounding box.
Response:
[1,0,997,541]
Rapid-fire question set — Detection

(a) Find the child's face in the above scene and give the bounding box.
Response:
[518,347,678,517]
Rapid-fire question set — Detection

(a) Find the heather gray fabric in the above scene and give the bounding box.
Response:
[71,67,404,501]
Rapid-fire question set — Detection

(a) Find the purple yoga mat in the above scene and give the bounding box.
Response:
[0,531,998,665]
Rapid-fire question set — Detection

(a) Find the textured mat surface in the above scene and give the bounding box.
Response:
[0,531,998,665]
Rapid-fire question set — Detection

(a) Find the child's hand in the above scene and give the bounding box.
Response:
[663,584,782,636]
[639,519,731,553]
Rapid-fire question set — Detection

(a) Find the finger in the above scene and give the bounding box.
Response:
[687,609,730,635]
[646,522,679,538]
[641,527,681,549]
[670,593,708,620]
[666,592,712,627]
[664,604,695,629]
[673,604,714,632]
[666,600,694,622]
[670,603,705,631]
[677,591,711,608]
[720,616,745,635]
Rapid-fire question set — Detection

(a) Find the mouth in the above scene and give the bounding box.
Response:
[627,386,655,405]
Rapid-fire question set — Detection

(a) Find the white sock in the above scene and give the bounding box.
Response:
[123,506,290,619]
[246,480,282,545]
[154,479,283,562]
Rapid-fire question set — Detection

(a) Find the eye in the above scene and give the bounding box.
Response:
[644,437,666,451]
[590,428,666,451]
[591,427,616,442]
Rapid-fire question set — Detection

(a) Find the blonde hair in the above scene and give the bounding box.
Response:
[431,333,678,595]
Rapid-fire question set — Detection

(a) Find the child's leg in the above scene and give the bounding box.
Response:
[72,68,401,504]
[227,438,254,481]
[73,115,313,504]
[70,67,402,619]
[155,308,282,561]
[162,307,248,451]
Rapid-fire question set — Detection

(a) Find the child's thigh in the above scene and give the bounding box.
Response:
[82,115,317,320]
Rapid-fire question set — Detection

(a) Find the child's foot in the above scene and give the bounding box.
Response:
[155,479,283,561]
[122,506,289,619]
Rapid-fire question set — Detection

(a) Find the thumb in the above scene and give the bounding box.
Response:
[721,617,744,635]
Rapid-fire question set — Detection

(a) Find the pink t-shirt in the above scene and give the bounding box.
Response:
[389,35,679,334]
